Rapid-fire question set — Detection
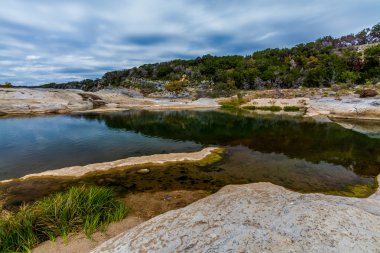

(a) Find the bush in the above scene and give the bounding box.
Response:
[165,80,184,93]
[0,186,128,252]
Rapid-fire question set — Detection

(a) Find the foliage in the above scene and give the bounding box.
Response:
[0,82,13,88]
[0,186,128,252]
[39,23,380,93]
[165,80,184,93]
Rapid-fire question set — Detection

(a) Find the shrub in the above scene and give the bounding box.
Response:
[165,80,184,93]
[0,186,128,252]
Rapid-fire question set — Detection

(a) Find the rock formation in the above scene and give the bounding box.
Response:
[92,178,380,253]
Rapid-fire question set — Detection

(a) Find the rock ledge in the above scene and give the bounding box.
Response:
[92,179,380,253]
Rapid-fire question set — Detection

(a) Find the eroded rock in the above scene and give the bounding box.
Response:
[92,181,380,253]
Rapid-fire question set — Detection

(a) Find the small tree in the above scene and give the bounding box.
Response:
[1,82,13,88]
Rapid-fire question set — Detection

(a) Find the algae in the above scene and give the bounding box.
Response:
[324,179,378,198]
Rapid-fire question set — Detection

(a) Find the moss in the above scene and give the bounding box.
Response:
[196,148,225,167]
[324,180,378,198]
[283,106,302,112]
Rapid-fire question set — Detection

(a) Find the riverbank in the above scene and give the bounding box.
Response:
[32,189,210,253]
[31,174,380,253]
[1,87,379,120]
[0,88,219,116]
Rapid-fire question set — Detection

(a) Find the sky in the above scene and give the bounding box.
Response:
[0,0,379,86]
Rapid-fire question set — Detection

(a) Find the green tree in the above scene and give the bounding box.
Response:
[1,82,13,88]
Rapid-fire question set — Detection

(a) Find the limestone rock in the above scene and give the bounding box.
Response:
[92,181,380,253]
[307,96,380,119]
[0,88,92,114]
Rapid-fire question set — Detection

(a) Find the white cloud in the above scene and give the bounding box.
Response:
[0,0,379,85]
[25,55,41,61]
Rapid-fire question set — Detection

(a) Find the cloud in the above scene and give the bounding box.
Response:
[0,0,379,85]
[25,55,41,61]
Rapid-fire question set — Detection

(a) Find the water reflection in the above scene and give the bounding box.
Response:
[76,110,380,176]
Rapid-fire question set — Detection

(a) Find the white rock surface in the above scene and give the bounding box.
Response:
[92,178,380,253]
[308,96,380,119]
[0,88,219,115]
[0,88,92,114]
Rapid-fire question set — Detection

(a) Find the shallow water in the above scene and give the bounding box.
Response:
[0,110,379,203]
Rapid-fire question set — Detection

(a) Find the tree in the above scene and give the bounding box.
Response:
[1,82,13,88]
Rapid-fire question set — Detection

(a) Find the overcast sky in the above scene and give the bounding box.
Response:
[0,0,379,85]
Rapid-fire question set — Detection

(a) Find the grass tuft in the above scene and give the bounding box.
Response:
[242,105,282,112]
[220,103,238,109]
[0,186,128,252]
[283,106,302,112]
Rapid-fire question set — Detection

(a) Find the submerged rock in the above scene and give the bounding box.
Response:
[92,180,380,253]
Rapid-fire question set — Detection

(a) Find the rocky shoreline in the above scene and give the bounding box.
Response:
[92,175,380,253]
[0,88,219,115]
[1,88,379,121]
[0,147,222,184]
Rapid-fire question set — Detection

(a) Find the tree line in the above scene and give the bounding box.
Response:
[40,23,380,92]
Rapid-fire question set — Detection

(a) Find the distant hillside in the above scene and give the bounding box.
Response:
[40,23,380,96]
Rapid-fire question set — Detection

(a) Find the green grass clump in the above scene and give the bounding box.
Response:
[283,106,302,112]
[219,94,248,110]
[0,186,128,252]
[242,105,282,112]
[220,102,238,109]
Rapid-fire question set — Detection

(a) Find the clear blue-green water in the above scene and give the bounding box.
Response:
[0,110,379,204]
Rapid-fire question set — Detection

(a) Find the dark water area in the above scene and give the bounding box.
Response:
[0,114,201,180]
[1,110,380,204]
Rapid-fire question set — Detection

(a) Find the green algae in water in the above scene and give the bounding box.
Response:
[1,146,377,210]
[324,179,379,198]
